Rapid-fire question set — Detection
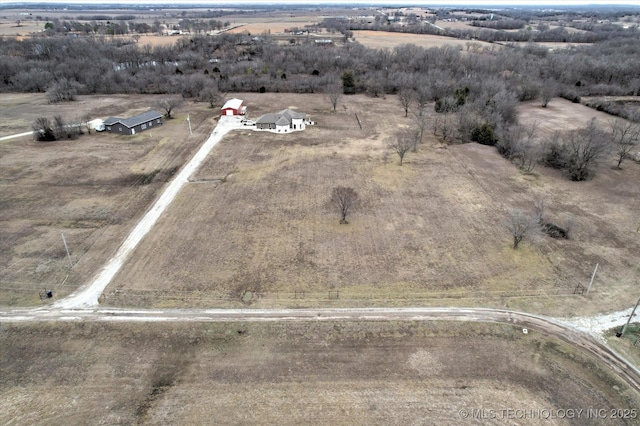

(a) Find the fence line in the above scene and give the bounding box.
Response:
[101,285,583,306]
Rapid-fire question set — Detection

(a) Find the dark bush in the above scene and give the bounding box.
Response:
[541,139,567,169]
[559,90,581,103]
[471,123,497,146]
[36,128,56,142]
[542,222,569,239]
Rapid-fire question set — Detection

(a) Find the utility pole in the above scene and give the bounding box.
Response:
[187,114,192,136]
[61,231,72,268]
[617,294,640,337]
[585,263,598,295]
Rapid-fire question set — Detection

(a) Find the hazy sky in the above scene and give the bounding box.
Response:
[8,0,640,5]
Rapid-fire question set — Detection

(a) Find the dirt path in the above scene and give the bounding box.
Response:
[0,131,33,142]
[2,306,640,393]
[567,309,638,335]
[51,116,244,309]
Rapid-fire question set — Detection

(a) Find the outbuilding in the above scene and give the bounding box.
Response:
[103,111,163,135]
[221,98,247,116]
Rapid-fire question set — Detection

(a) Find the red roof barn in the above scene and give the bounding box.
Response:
[221,98,246,116]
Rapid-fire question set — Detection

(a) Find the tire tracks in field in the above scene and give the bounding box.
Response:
[2,306,640,393]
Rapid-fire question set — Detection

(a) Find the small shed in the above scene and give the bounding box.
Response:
[221,98,247,116]
[104,111,163,135]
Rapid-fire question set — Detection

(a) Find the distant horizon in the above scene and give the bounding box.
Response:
[3,0,640,7]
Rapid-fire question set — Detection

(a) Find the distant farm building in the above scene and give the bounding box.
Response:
[103,111,163,135]
[255,109,308,133]
[221,98,247,116]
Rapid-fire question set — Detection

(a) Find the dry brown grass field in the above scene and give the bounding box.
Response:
[87,93,640,317]
[0,20,42,37]
[0,8,332,39]
[0,8,590,52]
[225,16,322,35]
[2,320,638,425]
[353,30,496,50]
[0,94,217,305]
[605,324,640,372]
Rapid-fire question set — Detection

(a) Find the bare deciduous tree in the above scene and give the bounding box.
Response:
[412,107,428,147]
[160,98,181,119]
[498,122,540,172]
[433,114,454,142]
[32,117,55,141]
[199,87,221,108]
[505,209,538,249]
[564,118,611,181]
[539,80,558,108]
[53,115,66,139]
[414,87,431,113]
[331,186,359,224]
[398,88,414,117]
[387,130,413,165]
[610,118,640,169]
[325,82,342,112]
[402,126,421,153]
[46,78,81,103]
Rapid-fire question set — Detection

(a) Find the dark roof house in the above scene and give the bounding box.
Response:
[255,109,307,133]
[104,111,163,135]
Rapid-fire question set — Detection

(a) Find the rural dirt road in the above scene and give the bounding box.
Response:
[2,305,640,393]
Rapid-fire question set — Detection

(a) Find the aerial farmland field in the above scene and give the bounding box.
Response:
[2,320,638,425]
[90,93,640,318]
[1,3,640,424]
[0,94,217,306]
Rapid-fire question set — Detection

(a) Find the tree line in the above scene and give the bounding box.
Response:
[3,11,639,159]
[323,8,640,44]
[2,21,639,100]
[40,17,230,36]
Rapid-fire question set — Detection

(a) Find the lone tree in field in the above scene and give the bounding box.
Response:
[610,118,640,169]
[387,130,414,165]
[331,186,359,224]
[539,80,558,108]
[325,82,342,112]
[160,98,180,119]
[505,209,538,249]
